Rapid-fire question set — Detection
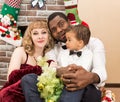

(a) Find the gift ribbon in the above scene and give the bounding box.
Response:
[31,0,46,8]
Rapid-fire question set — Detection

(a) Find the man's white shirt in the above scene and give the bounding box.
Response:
[46,37,107,87]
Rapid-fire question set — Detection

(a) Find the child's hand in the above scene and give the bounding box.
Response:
[49,61,58,68]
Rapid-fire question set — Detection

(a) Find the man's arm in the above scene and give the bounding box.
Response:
[56,37,107,91]
[60,65,100,91]
[90,72,100,84]
[88,37,107,87]
[57,38,107,91]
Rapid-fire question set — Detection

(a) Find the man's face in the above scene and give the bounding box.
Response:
[49,16,70,42]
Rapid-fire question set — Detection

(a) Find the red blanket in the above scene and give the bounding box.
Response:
[0,66,42,102]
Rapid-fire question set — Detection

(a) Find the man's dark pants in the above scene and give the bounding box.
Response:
[21,73,101,102]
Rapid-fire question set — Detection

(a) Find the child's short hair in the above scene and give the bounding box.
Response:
[66,24,91,45]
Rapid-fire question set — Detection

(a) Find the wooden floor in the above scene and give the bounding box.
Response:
[106,88,120,102]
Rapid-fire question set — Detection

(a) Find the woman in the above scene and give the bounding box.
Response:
[0,20,55,102]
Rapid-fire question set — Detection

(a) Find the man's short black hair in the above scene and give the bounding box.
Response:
[47,12,68,29]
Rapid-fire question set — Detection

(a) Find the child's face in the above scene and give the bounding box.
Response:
[66,31,83,51]
[31,28,49,48]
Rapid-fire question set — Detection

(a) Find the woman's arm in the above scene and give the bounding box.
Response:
[7,47,25,80]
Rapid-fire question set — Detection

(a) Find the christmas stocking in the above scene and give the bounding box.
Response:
[0,0,22,46]
[64,0,89,27]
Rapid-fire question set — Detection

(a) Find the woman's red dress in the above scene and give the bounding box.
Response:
[0,63,42,102]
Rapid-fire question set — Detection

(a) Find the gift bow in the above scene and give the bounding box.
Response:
[31,0,46,8]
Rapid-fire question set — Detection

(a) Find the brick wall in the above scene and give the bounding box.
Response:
[0,0,65,88]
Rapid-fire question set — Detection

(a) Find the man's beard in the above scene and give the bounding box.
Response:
[57,35,67,43]
[59,38,66,43]
[57,31,67,43]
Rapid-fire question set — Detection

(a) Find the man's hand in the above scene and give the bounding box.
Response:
[61,64,100,91]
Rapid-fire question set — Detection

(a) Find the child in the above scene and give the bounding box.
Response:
[57,24,93,102]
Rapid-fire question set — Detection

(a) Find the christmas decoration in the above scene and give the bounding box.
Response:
[31,0,46,8]
[0,0,22,46]
[64,0,89,27]
[102,89,115,102]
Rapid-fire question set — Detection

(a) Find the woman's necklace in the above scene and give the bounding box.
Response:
[33,55,43,65]
[33,56,37,61]
[33,56,38,65]
[33,51,44,65]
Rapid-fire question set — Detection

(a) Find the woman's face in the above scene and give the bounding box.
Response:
[31,28,49,48]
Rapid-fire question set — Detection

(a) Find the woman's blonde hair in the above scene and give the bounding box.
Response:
[22,20,54,55]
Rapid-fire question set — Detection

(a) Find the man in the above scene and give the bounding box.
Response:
[21,12,107,102]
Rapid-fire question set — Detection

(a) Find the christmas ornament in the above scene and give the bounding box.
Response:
[64,0,89,27]
[31,0,46,8]
[0,0,22,46]
[102,90,115,102]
